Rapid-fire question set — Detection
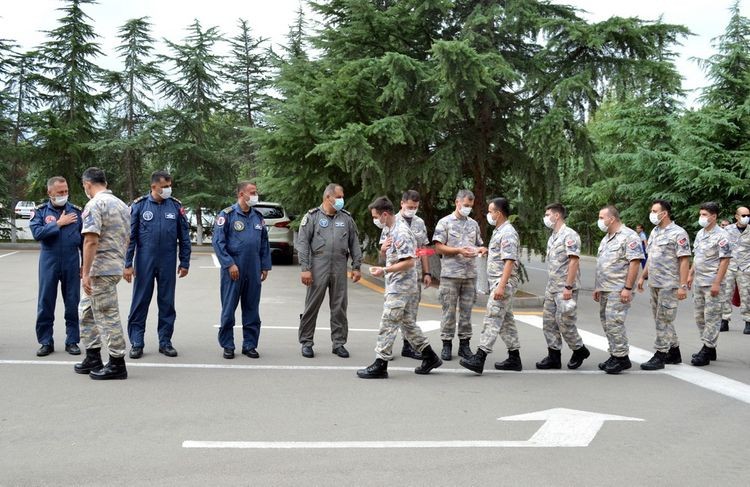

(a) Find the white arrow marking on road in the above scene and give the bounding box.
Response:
[182,408,643,449]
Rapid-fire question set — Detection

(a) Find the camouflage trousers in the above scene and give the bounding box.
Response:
[694,285,722,348]
[598,291,630,357]
[399,284,422,342]
[438,277,476,341]
[721,268,750,322]
[375,293,428,361]
[542,289,583,351]
[79,275,126,358]
[649,287,680,352]
[478,282,517,353]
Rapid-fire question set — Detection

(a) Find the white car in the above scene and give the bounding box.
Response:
[14,201,36,218]
[255,202,295,265]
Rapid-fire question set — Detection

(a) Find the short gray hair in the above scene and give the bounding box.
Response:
[47,176,67,189]
[324,183,342,198]
[455,189,475,201]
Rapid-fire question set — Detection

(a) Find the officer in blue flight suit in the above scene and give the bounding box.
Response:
[124,170,191,359]
[30,176,83,356]
[212,181,272,359]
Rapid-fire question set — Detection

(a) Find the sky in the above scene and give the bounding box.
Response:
[1,0,748,106]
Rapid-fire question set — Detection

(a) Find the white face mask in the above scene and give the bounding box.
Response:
[486,213,496,226]
[459,206,472,217]
[402,208,417,219]
[649,211,662,226]
[160,187,173,199]
[597,218,609,233]
[698,216,709,228]
[739,216,750,226]
[373,218,384,229]
[52,195,68,207]
[246,194,259,206]
[543,215,555,229]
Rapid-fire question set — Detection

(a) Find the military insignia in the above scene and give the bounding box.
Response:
[502,240,512,247]
[678,237,688,246]
[254,223,263,230]
[82,209,89,218]
[566,239,575,247]
[628,241,638,249]
[300,214,309,226]
[718,238,728,247]
[165,212,176,220]
[45,215,57,224]
[179,207,186,216]
[143,211,154,221]
[335,221,345,228]
[319,218,329,228]
[234,221,245,231]
[216,216,226,227]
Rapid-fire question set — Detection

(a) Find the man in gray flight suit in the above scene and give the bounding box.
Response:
[297,183,362,358]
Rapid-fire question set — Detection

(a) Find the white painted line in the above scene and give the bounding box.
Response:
[212,325,378,332]
[211,254,221,268]
[517,314,750,405]
[417,320,441,332]
[0,251,19,259]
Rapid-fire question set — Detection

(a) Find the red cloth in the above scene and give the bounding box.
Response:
[732,285,741,307]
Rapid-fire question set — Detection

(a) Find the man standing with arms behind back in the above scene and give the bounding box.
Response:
[719,206,750,333]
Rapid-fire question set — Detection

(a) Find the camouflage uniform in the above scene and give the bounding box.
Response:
[432,213,482,341]
[477,221,520,353]
[374,218,429,360]
[721,224,750,322]
[380,212,430,315]
[79,191,131,358]
[693,226,732,348]
[595,226,644,357]
[542,224,584,351]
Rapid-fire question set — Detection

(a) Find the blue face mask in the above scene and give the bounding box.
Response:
[333,198,345,211]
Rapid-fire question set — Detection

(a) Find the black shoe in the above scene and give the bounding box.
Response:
[36,344,54,357]
[691,345,716,361]
[720,319,729,332]
[301,346,314,358]
[666,346,682,364]
[744,322,750,335]
[332,345,350,358]
[441,340,452,361]
[567,345,591,369]
[604,355,632,374]
[458,339,473,359]
[242,348,259,359]
[598,355,616,371]
[494,349,522,371]
[159,346,178,357]
[459,348,486,375]
[129,347,143,359]
[640,351,667,370]
[89,355,128,380]
[357,358,388,379]
[415,345,443,375]
[691,345,715,366]
[535,348,562,370]
[401,340,423,360]
[74,348,103,374]
[223,348,235,359]
[65,344,81,355]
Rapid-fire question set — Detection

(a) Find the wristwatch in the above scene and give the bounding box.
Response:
[680,284,689,290]
[423,272,432,278]
[564,285,573,290]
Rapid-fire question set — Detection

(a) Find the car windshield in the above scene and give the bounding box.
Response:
[255,206,284,219]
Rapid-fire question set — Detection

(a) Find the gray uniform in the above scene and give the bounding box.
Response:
[645,222,691,352]
[432,213,482,341]
[543,224,584,351]
[721,224,750,321]
[297,206,362,348]
[693,226,732,348]
[374,218,429,360]
[478,221,520,353]
[595,226,644,357]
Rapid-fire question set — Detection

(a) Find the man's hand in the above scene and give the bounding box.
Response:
[351,270,361,283]
[677,287,687,300]
[492,283,506,301]
[460,247,478,258]
[370,267,385,277]
[82,275,92,296]
[57,210,77,227]
[687,275,693,290]
[637,277,645,293]
[228,264,240,281]
[178,267,189,278]
[422,274,432,287]
[261,270,268,282]
[593,290,600,302]
[620,288,632,304]
[380,236,393,253]
[562,288,573,301]
[710,281,721,297]
[477,247,488,256]
[301,270,313,286]
[123,267,134,283]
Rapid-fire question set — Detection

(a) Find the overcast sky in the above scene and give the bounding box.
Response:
[1,0,748,106]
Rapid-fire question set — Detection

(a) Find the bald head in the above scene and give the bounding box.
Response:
[736,206,750,228]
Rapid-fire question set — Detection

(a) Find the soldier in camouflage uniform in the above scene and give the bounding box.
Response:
[594,205,644,375]
[689,202,732,366]
[357,196,442,379]
[460,197,522,375]
[719,206,750,333]
[535,203,590,370]
[74,167,131,380]
[433,189,486,361]
[378,190,433,359]
[637,199,691,370]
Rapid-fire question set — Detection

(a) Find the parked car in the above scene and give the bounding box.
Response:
[185,208,217,242]
[14,201,36,219]
[255,202,295,265]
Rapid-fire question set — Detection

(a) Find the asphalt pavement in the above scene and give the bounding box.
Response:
[1,249,749,486]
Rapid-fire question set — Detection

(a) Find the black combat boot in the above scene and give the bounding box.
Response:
[640,351,667,371]
[415,346,443,375]
[720,319,729,332]
[459,348,487,375]
[666,346,682,364]
[401,339,422,360]
[458,339,473,359]
[604,355,632,374]
[357,358,388,379]
[494,349,522,371]
[691,345,715,366]
[691,345,716,361]
[441,340,452,361]
[89,355,128,380]
[567,345,591,369]
[74,348,103,375]
[744,322,750,335]
[598,355,616,371]
[535,348,562,370]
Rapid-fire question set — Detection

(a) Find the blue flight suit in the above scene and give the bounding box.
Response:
[29,201,83,346]
[212,203,272,351]
[125,194,191,349]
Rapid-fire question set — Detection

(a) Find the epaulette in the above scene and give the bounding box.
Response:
[307,207,318,214]
[70,204,82,211]
[223,206,234,214]
[172,197,182,205]
[132,195,147,205]
[35,203,46,209]
[340,209,351,216]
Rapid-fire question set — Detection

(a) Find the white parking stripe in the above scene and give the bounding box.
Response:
[211,254,220,268]
[0,251,19,259]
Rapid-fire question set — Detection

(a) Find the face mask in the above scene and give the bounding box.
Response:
[52,195,68,207]
[83,185,92,200]
[543,215,555,229]
[373,218,384,229]
[739,216,750,226]
[402,209,417,219]
[459,206,472,217]
[649,212,662,226]
[597,218,609,233]
[246,194,259,206]
[486,213,496,226]
[333,198,345,211]
[160,187,173,199]
[698,216,709,228]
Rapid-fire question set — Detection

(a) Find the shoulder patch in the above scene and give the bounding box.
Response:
[628,240,639,250]
[307,208,317,214]
[566,239,575,247]
[719,238,728,247]
[340,209,351,216]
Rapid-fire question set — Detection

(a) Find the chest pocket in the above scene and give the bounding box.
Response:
[312,226,329,251]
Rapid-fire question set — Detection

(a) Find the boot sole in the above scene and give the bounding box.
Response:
[415,358,443,375]
[89,372,128,380]
[494,364,522,371]
[356,372,389,379]
[639,364,665,370]
[535,363,562,370]
[74,366,102,375]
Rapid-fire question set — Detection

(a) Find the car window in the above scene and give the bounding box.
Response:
[255,206,285,219]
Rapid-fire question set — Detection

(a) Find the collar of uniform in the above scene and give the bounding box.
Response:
[46,200,63,212]
[233,202,253,216]
[318,204,336,217]
[496,220,510,231]
[606,227,623,241]
[448,212,470,222]
[147,193,164,204]
[551,223,567,238]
